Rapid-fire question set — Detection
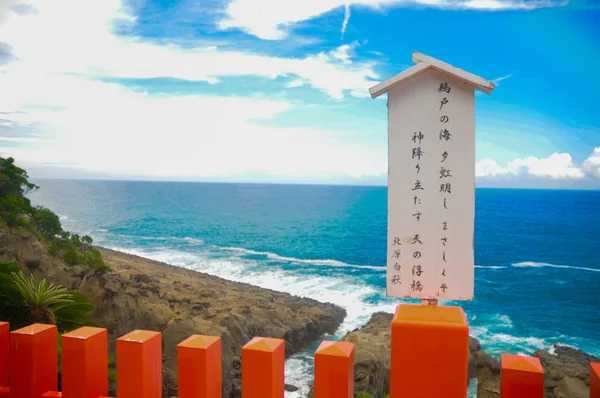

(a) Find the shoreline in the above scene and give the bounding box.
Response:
[3,226,598,397]
[0,225,348,397]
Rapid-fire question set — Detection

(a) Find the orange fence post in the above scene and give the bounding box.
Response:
[177,335,222,398]
[9,324,57,398]
[0,322,8,396]
[0,323,8,387]
[590,363,600,398]
[500,354,544,398]
[61,326,108,398]
[314,341,355,398]
[241,337,284,398]
[116,330,162,398]
[390,303,469,398]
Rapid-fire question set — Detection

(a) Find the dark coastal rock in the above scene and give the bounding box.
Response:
[285,384,299,392]
[340,312,392,397]
[0,226,347,398]
[24,258,41,269]
[474,349,501,398]
[534,346,599,398]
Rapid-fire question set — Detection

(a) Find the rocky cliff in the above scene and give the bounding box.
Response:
[339,312,597,398]
[0,226,347,397]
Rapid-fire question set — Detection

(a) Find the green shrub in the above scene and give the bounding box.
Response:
[81,235,93,251]
[48,242,59,256]
[63,247,79,265]
[32,206,63,238]
[70,233,82,248]
[108,355,117,381]
[0,193,27,227]
[84,248,111,272]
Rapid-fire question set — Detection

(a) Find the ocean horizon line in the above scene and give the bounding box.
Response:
[28,177,600,192]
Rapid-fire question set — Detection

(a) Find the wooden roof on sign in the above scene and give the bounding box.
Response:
[369,51,496,99]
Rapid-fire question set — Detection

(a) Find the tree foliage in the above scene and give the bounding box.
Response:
[63,247,79,265]
[0,157,38,197]
[32,206,63,237]
[0,156,110,273]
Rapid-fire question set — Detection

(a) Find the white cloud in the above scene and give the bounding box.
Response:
[582,148,600,178]
[285,79,304,88]
[476,151,592,181]
[0,0,378,100]
[330,42,357,65]
[0,0,390,182]
[0,71,387,181]
[492,73,513,85]
[476,158,508,178]
[341,4,351,37]
[219,0,566,40]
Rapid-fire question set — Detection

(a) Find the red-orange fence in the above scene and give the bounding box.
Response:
[1,304,599,398]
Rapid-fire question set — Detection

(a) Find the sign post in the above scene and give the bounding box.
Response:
[370,51,495,397]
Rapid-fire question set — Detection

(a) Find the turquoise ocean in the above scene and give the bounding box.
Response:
[29,180,600,396]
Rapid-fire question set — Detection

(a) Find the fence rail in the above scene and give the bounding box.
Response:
[1,304,599,398]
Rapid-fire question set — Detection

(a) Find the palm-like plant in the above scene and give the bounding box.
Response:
[0,261,97,331]
[11,271,75,325]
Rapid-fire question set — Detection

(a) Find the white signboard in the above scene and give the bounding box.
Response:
[371,52,494,301]
[386,71,474,300]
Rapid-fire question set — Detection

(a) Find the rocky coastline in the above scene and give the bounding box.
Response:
[2,223,597,398]
[0,226,346,397]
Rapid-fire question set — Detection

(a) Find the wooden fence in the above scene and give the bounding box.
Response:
[1,304,599,398]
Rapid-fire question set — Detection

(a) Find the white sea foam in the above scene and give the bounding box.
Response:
[112,234,170,241]
[495,314,514,328]
[220,246,384,271]
[475,265,507,269]
[467,380,478,398]
[284,352,314,397]
[105,234,205,245]
[512,261,600,273]
[470,327,552,357]
[182,237,204,245]
[489,334,547,349]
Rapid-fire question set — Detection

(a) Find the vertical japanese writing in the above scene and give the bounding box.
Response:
[410,126,425,293]
[438,80,452,295]
[390,235,402,286]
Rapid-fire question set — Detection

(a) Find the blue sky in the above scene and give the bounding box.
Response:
[0,0,599,187]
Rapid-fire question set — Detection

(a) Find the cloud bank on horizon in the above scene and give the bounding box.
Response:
[0,0,599,188]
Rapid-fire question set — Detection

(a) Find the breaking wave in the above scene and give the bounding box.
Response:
[512,261,600,273]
